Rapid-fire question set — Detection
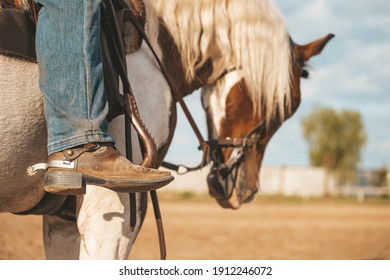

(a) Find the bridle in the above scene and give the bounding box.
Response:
[206,121,265,166]
[161,65,268,183]
[162,117,267,201]
[204,121,266,200]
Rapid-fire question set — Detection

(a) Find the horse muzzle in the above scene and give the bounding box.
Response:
[207,165,257,209]
[207,167,234,201]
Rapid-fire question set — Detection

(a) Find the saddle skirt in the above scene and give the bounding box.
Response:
[0,0,145,61]
[0,1,36,60]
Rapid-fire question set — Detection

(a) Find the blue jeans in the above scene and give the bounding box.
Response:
[35,0,114,155]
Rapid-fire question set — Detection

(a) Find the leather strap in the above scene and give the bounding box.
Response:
[123,5,209,153]
[101,0,166,260]
[29,0,40,25]
[101,0,158,168]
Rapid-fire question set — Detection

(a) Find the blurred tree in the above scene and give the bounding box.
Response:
[301,107,366,194]
[371,165,388,187]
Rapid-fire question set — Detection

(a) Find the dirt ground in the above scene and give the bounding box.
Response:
[1,194,389,260]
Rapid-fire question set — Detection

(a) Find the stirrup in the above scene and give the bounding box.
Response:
[27,160,85,195]
[44,170,86,195]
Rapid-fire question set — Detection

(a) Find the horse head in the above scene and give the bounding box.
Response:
[147,0,334,209]
[201,35,334,209]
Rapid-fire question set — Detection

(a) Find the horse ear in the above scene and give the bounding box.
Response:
[302,33,335,61]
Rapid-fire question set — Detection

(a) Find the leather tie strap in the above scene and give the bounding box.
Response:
[29,0,40,25]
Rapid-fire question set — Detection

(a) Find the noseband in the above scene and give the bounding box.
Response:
[207,121,265,163]
[205,121,266,200]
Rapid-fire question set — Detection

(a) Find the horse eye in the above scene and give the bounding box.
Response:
[301,69,309,78]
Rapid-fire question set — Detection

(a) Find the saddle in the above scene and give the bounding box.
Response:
[0,1,36,60]
[0,0,144,60]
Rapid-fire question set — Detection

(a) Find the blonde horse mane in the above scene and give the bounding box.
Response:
[145,0,292,124]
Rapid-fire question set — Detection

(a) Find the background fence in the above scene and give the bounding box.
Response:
[162,165,390,200]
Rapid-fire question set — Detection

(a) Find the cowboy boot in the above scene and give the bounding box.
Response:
[43,143,173,195]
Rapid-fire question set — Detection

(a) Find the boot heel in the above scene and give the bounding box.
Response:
[44,170,86,195]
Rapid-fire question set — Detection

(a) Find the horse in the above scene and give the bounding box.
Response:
[0,0,333,259]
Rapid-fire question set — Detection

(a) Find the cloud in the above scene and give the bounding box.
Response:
[343,75,380,94]
[305,40,390,106]
[381,141,390,153]
[174,134,191,145]
[304,1,334,21]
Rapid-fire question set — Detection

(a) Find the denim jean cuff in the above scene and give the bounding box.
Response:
[48,132,114,155]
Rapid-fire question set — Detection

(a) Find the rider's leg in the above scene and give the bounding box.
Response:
[34,0,173,195]
[35,0,112,153]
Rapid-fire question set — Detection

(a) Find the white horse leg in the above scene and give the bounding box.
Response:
[77,187,144,259]
[42,214,80,259]
[74,113,145,259]
[43,190,141,260]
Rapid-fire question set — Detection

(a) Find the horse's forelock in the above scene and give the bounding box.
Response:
[145,0,292,125]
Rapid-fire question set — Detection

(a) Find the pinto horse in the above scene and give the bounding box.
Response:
[0,0,333,259]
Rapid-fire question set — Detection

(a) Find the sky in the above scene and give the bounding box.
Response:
[164,0,390,170]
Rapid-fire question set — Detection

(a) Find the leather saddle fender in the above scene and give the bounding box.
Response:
[0,6,36,61]
[0,0,145,61]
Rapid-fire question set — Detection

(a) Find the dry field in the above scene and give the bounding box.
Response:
[1,194,389,260]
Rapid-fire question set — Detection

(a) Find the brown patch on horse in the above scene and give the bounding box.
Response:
[219,81,261,160]
[158,23,214,98]
[128,0,144,16]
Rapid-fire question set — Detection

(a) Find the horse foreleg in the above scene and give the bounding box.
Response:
[76,186,142,259]
[43,214,80,259]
